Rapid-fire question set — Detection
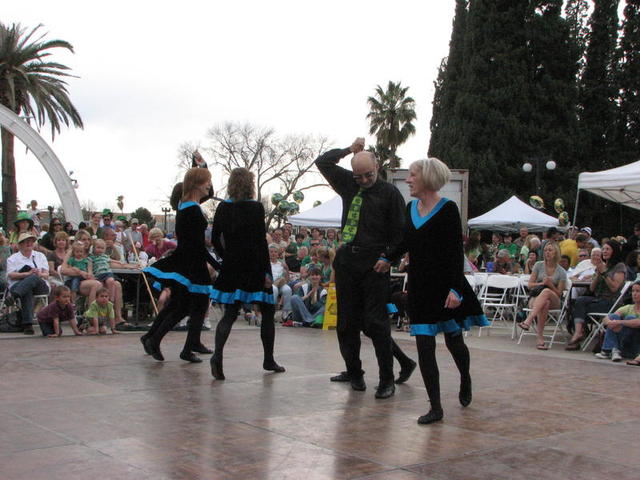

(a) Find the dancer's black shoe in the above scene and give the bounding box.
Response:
[418,408,444,425]
[459,377,472,407]
[191,344,214,355]
[330,371,351,382]
[395,359,417,384]
[210,355,225,380]
[263,360,285,373]
[350,376,366,391]
[144,338,164,361]
[375,383,395,399]
[140,335,151,355]
[180,350,202,363]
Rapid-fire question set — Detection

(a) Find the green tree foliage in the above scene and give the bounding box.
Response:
[131,207,155,228]
[0,23,83,230]
[616,0,640,165]
[366,81,416,169]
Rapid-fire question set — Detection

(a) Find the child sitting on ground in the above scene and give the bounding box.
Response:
[84,287,118,335]
[90,239,135,326]
[36,285,82,337]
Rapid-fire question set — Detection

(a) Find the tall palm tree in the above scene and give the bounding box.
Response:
[0,23,83,229]
[366,81,416,169]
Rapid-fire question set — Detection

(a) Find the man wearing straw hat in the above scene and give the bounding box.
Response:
[6,232,50,334]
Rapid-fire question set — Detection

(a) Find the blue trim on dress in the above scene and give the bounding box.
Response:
[386,303,398,314]
[178,201,198,211]
[144,266,213,295]
[410,314,490,337]
[210,287,275,305]
[411,197,450,229]
[450,289,463,301]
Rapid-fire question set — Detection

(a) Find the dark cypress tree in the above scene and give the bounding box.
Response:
[616,0,640,165]
[429,0,468,161]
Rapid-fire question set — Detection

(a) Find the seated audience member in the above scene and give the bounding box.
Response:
[580,226,600,249]
[269,244,292,317]
[514,226,529,248]
[317,246,334,287]
[498,232,518,260]
[325,228,340,249]
[73,229,93,253]
[9,212,38,251]
[47,232,71,287]
[567,240,627,350]
[61,241,101,308]
[37,285,82,337]
[559,255,571,271]
[0,231,12,290]
[122,218,142,254]
[284,267,327,327]
[302,246,320,269]
[6,232,50,334]
[594,281,640,362]
[309,227,325,246]
[517,242,567,350]
[271,228,288,253]
[63,222,75,236]
[103,228,125,261]
[284,233,304,269]
[84,287,118,335]
[39,218,64,252]
[101,211,115,231]
[85,211,104,239]
[487,232,502,263]
[145,228,176,259]
[465,231,483,266]
[288,246,308,273]
[493,249,515,274]
[127,245,149,266]
[523,251,539,274]
[139,224,151,250]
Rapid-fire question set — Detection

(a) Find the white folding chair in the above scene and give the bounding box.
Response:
[517,279,572,348]
[478,274,521,337]
[581,280,633,351]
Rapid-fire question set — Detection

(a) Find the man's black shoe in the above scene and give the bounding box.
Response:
[375,383,395,399]
[395,359,417,384]
[417,408,444,425]
[330,371,351,382]
[350,376,366,391]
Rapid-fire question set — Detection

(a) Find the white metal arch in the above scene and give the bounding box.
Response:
[0,103,83,226]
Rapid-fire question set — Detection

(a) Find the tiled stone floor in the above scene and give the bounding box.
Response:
[1,318,638,479]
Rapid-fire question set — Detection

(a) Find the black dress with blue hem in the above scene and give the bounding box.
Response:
[210,199,274,305]
[401,198,489,337]
[143,201,219,296]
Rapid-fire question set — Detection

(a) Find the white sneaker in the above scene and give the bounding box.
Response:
[594,352,611,360]
[611,349,622,362]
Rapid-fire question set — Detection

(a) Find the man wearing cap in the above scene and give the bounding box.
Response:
[6,233,50,334]
[123,218,143,255]
[102,210,115,231]
[580,227,600,249]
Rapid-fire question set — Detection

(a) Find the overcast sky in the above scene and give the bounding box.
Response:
[5,1,455,215]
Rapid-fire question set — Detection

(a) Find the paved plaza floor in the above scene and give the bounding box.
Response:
[1,313,639,479]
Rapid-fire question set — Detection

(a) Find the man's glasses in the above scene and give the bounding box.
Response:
[353,171,375,181]
[52,223,62,227]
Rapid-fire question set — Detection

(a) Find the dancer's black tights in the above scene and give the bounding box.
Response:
[214,302,277,362]
[416,332,470,409]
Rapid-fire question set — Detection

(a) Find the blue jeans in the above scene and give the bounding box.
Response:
[602,319,640,357]
[10,275,49,326]
[291,295,324,325]
[39,321,61,336]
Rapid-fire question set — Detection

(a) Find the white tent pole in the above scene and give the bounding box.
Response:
[572,188,580,227]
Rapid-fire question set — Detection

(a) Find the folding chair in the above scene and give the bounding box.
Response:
[581,280,633,351]
[517,279,572,348]
[478,274,521,337]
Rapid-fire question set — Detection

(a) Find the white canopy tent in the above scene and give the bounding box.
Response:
[574,161,640,221]
[289,196,342,227]
[468,195,559,232]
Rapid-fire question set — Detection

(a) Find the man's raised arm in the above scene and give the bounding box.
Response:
[315,137,365,197]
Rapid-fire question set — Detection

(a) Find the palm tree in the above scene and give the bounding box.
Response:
[366,81,417,169]
[0,23,83,229]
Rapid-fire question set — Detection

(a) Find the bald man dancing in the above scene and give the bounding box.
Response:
[316,137,416,399]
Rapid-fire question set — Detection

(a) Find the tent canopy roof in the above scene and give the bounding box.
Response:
[468,195,559,232]
[289,196,342,227]
[577,160,640,210]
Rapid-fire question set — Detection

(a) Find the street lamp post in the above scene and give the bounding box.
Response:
[522,157,556,195]
[161,207,171,231]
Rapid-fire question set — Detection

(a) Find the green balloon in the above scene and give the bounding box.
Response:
[293,191,304,203]
[271,193,284,205]
[289,202,300,214]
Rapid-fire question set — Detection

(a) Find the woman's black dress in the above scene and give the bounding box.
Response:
[144,201,218,294]
[210,200,274,304]
[402,198,488,335]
